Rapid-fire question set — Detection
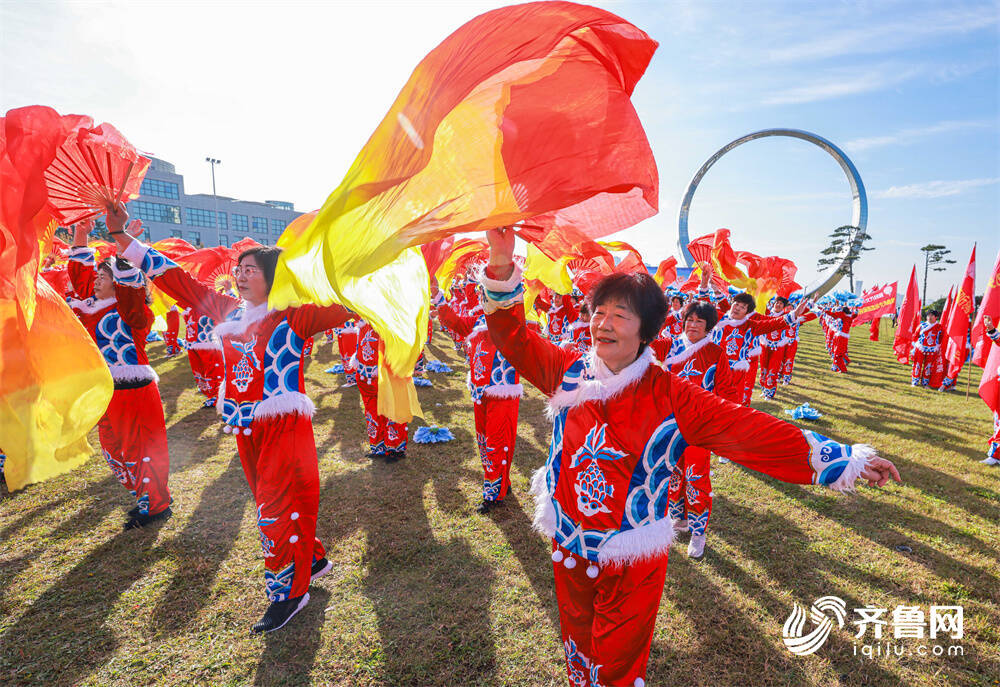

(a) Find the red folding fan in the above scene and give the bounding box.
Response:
[43,120,151,225]
[177,246,239,295]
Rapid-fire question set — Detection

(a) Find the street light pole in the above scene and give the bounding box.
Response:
[206,157,221,247]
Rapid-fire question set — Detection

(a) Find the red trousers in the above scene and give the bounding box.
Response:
[235,412,325,602]
[780,340,798,384]
[911,349,940,387]
[758,346,784,399]
[187,346,224,400]
[358,379,407,453]
[98,382,171,516]
[831,336,850,373]
[553,544,668,687]
[473,395,519,501]
[337,330,358,384]
[667,446,712,536]
[742,357,760,406]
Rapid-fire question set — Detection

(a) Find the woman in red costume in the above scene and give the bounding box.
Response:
[68,220,172,531]
[108,204,351,635]
[481,227,901,687]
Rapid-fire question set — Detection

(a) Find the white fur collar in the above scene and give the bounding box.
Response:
[718,313,750,328]
[547,347,655,414]
[213,302,272,339]
[662,334,712,367]
[69,296,117,314]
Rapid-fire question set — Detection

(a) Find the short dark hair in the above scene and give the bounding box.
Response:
[927,309,940,318]
[98,256,152,304]
[682,300,718,331]
[670,295,685,308]
[773,296,788,307]
[588,272,667,345]
[239,246,282,292]
[578,301,590,320]
[732,292,755,312]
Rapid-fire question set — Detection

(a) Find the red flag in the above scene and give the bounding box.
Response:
[855,282,897,325]
[972,249,1000,367]
[893,266,920,364]
[652,257,677,287]
[869,317,880,342]
[939,286,955,332]
[946,245,976,367]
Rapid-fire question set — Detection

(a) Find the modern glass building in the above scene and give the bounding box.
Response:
[127,157,302,247]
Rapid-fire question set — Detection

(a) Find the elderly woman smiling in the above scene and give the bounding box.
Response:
[480,227,901,687]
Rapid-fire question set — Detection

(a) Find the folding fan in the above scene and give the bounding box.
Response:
[177,246,238,295]
[43,121,151,225]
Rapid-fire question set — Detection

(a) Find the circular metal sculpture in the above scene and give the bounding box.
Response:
[676,128,867,297]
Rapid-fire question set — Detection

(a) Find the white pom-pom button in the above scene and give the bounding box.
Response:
[290,512,299,520]
[709,491,714,497]
[222,425,231,434]
[501,460,507,465]
[586,565,599,578]
[551,549,564,563]
[142,457,151,462]
[634,679,645,687]
[563,556,576,569]
[142,477,150,483]
[289,535,299,544]
[243,428,252,436]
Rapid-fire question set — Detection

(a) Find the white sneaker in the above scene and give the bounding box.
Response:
[688,534,706,559]
[672,518,689,533]
[717,457,730,464]
[980,457,1000,466]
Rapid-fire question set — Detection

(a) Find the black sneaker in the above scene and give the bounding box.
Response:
[384,450,406,464]
[127,505,141,518]
[202,398,217,409]
[476,499,503,514]
[311,557,333,581]
[250,593,310,634]
[123,507,172,531]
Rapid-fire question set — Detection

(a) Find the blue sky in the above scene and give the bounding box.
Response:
[2,0,996,299]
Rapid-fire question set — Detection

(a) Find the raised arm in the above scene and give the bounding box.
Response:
[481,228,578,396]
[67,221,96,298]
[287,304,353,340]
[110,258,154,330]
[436,302,476,339]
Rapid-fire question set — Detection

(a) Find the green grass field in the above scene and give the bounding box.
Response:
[1,321,998,687]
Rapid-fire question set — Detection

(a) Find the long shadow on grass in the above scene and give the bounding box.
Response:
[252,586,330,687]
[0,529,163,686]
[317,453,497,685]
[742,474,1000,603]
[149,453,249,635]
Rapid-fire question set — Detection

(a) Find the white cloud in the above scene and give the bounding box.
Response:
[766,5,998,63]
[760,68,919,106]
[846,119,994,152]
[874,178,1000,199]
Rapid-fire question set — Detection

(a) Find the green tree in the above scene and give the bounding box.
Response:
[817,225,873,292]
[919,244,956,305]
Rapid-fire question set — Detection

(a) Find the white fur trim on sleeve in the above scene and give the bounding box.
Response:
[484,383,524,399]
[529,467,557,537]
[828,445,876,493]
[121,239,149,266]
[479,263,523,293]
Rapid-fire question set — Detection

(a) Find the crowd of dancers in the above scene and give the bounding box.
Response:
[11,201,911,684]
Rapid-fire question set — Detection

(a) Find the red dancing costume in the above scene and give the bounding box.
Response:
[780,317,803,385]
[164,305,181,357]
[334,319,359,385]
[481,266,878,687]
[911,320,943,388]
[124,240,350,606]
[68,247,171,520]
[713,310,796,406]
[438,304,522,503]
[757,308,789,400]
[182,304,225,405]
[827,310,854,373]
[357,321,408,456]
[661,336,736,547]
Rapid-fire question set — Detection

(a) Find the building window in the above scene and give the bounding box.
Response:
[171,229,183,238]
[139,178,180,200]
[232,214,249,233]
[219,234,229,246]
[267,200,294,211]
[253,216,267,233]
[186,207,218,228]
[130,200,181,224]
[217,211,228,229]
[270,218,286,234]
[187,231,202,244]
